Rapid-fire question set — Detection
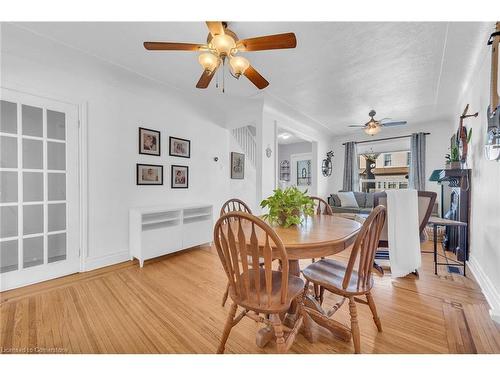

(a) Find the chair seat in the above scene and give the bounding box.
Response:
[230,269,305,313]
[302,259,373,295]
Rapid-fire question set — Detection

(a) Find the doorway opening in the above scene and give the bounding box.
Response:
[277,128,313,194]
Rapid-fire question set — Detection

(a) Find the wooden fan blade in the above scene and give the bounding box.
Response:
[144,42,203,51]
[237,33,297,51]
[243,65,269,89]
[206,21,225,36]
[196,68,217,89]
[381,121,407,127]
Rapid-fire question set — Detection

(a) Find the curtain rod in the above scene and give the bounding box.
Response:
[342,133,430,146]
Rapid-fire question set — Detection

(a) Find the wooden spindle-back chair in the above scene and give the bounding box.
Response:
[219,198,253,307]
[302,205,386,353]
[220,198,252,218]
[372,191,436,275]
[310,196,333,216]
[214,211,306,354]
[308,196,333,301]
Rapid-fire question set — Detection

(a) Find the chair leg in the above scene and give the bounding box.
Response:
[348,297,361,354]
[313,283,320,302]
[269,314,286,353]
[217,302,238,354]
[366,292,382,332]
[221,282,229,307]
[319,286,325,305]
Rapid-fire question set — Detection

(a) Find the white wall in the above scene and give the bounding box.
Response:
[456,22,500,322]
[1,24,232,270]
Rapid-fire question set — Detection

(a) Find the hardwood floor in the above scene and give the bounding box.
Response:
[1,242,499,354]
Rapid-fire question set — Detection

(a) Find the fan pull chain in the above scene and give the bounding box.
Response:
[222,58,225,93]
[215,62,219,89]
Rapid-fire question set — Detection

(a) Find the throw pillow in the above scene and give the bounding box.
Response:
[337,191,359,207]
[330,194,341,207]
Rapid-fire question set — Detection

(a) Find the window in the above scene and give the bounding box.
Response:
[407,152,411,166]
[384,154,392,167]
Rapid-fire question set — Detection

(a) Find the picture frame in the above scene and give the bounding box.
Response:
[136,164,163,185]
[169,136,191,158]
[138,127,161,156]
[230,152,245,179]
[171,165,189,189]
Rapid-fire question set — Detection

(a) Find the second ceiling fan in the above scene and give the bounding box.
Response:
[348,110,407,135]
[144,21,297,91]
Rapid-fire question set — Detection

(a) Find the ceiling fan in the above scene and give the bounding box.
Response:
[348,110,407,135]
[143,21,297,91]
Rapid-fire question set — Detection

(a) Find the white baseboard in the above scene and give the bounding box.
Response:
[83,250,130,272]
[467,255,500,324]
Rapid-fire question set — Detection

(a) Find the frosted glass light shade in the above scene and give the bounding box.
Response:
[211,34,236,56]
[198,53,219,73]
[364,125,381,135]
[229,56,250,76]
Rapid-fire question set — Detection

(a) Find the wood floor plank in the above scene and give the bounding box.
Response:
[0,242,499,354]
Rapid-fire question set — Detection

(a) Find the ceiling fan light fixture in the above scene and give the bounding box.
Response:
[211,34,236,56]
[229,56,250,77]
[198,52,219,73]
[364,124,381,136]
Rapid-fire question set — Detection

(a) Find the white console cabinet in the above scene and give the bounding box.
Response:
[129,203,213,267]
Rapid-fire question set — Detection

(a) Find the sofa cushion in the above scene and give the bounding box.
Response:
[337,192,359,207]
[365,192,374,208]
[353,192,366,208]
[330,194,341,207]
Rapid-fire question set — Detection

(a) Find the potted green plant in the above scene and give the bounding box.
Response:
[445,145,461,169]
[260,187,315,227]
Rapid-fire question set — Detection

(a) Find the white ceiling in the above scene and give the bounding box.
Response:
[277,128,308,145]
[13,21,492,134]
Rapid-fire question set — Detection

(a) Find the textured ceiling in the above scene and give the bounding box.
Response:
[11,21,492,134]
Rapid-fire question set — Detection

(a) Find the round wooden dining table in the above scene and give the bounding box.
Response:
[238,214,362,347]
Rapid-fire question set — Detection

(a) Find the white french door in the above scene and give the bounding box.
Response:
[0,88,80,291]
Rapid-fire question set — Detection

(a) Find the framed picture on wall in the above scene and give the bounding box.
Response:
[138,127,160,156]
[231,152,245,179]
[137,164,163,185]
[169,136,191,158]
[171,165,189,188]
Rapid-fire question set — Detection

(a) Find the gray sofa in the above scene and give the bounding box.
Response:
[328,191,374,216]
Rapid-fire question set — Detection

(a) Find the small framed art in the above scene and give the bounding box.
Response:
[138,127,160,156]
[137,164,163,185]
[230,152,245,179]
[171,165,189,189]
[169,136,191,158]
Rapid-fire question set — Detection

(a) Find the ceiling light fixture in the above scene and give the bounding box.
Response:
[198,52,219,74]
[278,132,291,140]
[364,121,381,136]
[229,56,250,77]
[210,34,236,56]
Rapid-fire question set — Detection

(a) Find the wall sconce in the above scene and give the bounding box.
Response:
[265,145,272,158]
[322,150,334,177]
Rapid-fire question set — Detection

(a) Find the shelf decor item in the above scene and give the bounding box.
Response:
[230,152,245,179]
[169,136,191,158]
[260,186,315,228]
[279,160,290,181]
[139,127,160,156]
[445,145,461,169]
[137,164,163,185]
[171,165,189,188]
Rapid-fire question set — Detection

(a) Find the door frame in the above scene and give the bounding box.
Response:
[1,85,88,290]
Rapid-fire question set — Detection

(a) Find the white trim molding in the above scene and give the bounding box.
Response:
[83,250,130,272]
[468,255,500,323]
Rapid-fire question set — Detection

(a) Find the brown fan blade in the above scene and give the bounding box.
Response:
[243,65,269,89]
[196,68,217,89]
[237,33,296,51]
[143,42,203,51]
[206,21,225,36]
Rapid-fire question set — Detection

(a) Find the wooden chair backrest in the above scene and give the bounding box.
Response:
[220,198,252,217]
[309,196,333,215]
[343,205,386,291]
[213,211,289,309]
[373,191,437,243]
